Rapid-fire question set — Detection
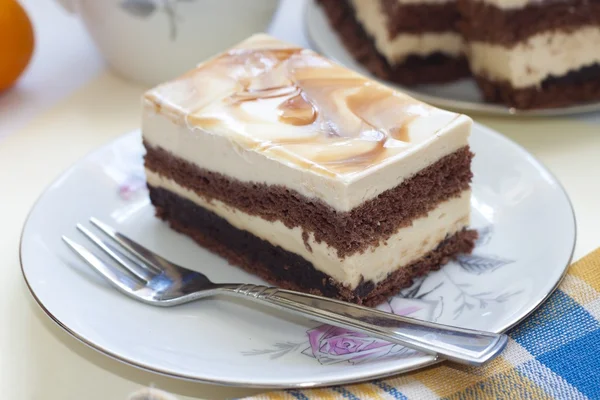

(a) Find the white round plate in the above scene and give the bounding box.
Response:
[21,123,575,388]
[305,0,600,117]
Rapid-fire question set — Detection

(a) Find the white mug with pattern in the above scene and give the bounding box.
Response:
[55,0,281,86]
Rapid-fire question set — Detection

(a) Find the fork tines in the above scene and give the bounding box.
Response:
[62,218,162,294]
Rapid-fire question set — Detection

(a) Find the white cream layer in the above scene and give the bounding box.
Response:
[143,111,470,212]
[476,0,566,10]
[469,26,600,88]
[350,0,463,64]
[146,170,471,289]
[396,0,453,4]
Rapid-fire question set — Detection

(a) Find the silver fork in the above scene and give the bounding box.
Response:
[62,217,508,366]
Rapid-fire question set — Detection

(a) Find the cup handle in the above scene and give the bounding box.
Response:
[54,0,78,13]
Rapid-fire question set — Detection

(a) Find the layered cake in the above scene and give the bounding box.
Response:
[458,0,600,109]
[142,34,477,306]
[317,0,469,85]
[318,0,600,109]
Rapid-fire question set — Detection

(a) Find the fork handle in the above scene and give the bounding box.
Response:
[223,284,507,366]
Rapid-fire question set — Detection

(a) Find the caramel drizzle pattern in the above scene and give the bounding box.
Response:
[174,47,433,175]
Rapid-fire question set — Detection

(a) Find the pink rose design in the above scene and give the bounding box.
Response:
[303,302,425,365]
[118,170,147,200]
[305,325,391,364]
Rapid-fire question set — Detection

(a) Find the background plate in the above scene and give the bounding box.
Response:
[304,0,600,117]
[21,123,575,388]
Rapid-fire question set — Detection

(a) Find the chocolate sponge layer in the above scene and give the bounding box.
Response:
[457,0,600,45]
[144,144,473,258]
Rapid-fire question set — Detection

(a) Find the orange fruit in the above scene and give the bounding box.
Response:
[0,0,34,91]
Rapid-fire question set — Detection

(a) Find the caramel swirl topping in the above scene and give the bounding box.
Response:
[145,35,455,178]
[277,93,317,126]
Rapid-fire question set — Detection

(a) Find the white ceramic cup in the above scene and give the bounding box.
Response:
[56,0,281,86]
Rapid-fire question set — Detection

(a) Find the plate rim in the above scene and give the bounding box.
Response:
[19,123,577,388]
[303,0,600,118]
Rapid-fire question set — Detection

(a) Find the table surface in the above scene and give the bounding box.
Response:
[2,1,599,399]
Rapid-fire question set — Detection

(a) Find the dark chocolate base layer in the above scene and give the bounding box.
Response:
[316,0,470,86]
[475,63,600,109]
[148,186,477,307]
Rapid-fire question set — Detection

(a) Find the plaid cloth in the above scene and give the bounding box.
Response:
[245,248,600,400]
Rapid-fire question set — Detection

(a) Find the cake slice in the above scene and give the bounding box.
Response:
[458,0,600,109]
[142,34,477,306]
[317,0,469,85]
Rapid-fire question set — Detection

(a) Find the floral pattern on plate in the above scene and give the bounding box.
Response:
[242,298,428,365]
[242,225,519,365]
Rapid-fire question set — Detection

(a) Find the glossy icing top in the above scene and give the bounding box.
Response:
[144,34,464,179]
